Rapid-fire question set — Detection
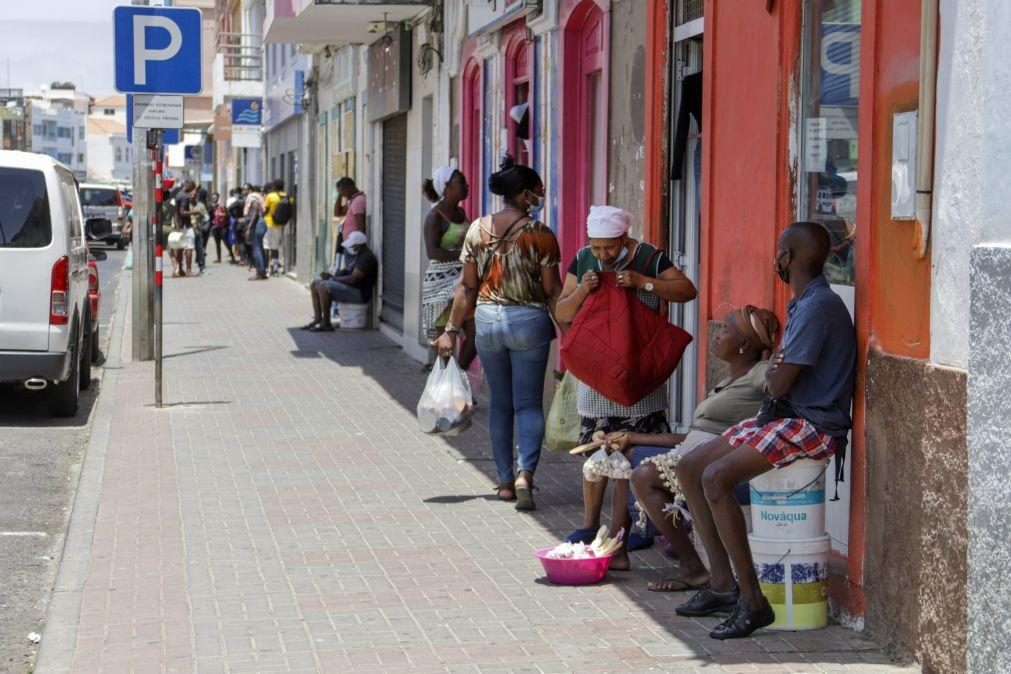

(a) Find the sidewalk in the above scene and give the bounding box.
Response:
[36,262,917,673]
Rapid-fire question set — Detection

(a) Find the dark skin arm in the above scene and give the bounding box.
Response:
[764,349,806,399]
[540,263,563,318]
[333,196,347,218]
[334,268,366,285]
[423,210,461,263]
[606,431,689,453]
[555,271,599,323]
[620,266,698,302]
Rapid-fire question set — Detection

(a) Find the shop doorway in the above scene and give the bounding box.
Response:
[667,7,703,433]
[561,0,607,262]
[381,113,408,332]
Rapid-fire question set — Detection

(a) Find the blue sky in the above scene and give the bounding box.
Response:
[2,0,124,97]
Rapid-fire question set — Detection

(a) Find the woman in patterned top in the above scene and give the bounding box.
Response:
[435,155,563,511]
[553,205,697,567]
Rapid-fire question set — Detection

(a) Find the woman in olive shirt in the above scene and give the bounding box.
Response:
[604,306,778,579]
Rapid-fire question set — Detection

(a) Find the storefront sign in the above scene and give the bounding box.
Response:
[820,23,860,106]
[367,26,412,122]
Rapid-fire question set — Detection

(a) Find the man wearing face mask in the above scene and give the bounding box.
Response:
[673,221,856,640]
[300,231,378,332]
[554,205,697,567]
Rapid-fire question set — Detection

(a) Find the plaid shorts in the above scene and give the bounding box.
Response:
[722,417,840,468]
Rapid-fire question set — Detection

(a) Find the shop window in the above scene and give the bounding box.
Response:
[798,0,861,286]
[505,32,532,166]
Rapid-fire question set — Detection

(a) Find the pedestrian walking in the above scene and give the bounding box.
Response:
[209,192,232,264]
[246,184,268,280]
[435,154,563,511]
[264,180,292,276]
[172,180,198,277]
[421,165,476,372]
[554,205,697,557]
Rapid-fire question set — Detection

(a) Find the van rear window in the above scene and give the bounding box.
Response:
[0,167,52,248]
[80,187,119,207]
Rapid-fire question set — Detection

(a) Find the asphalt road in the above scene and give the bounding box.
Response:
[0,247,127,673]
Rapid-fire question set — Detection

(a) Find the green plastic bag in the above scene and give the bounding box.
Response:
[545,371,580,451]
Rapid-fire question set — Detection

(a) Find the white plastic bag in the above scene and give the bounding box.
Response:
[582,447,632,482]
[417,357,473,436]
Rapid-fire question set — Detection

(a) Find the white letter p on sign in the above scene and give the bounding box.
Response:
[133,15,182,86]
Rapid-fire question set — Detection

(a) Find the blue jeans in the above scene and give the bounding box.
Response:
[251,218,267,273]
[474,304,554,485]
[320,279,364,304]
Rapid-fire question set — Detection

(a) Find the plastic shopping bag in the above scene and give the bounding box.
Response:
[545,371,580,451]
[417,357,473,436]
[582,447,632,482]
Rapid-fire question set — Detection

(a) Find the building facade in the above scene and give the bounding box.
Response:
[87,95,131,183]
[1,88,31,152]
[28,85,91,180]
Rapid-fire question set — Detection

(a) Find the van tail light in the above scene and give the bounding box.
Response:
[50,256,70,325]
[88,262,99,292]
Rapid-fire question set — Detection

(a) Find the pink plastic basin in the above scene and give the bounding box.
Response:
[533,547,614,585]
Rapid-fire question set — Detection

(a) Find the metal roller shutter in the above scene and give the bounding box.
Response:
[381,113,407,331]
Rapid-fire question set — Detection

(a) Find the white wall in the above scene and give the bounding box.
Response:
[930,0,985,369]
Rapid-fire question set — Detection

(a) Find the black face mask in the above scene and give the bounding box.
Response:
[775,251,791,284]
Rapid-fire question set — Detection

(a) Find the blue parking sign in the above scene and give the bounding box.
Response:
[114,6,203,94]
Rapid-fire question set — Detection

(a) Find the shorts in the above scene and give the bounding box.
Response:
[723,417,839,468]
[182,227,195,251]
[264,226,283,251]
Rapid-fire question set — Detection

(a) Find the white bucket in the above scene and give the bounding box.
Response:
[751,534,830,631]
[749,459,828,539]
[338,302,369,329]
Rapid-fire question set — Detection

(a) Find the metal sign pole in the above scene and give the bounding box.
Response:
[150,130,164,407]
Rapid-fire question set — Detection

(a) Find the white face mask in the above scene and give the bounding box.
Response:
[344,245,360,255]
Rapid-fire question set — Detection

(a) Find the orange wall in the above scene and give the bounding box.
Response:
[699,0,801,381]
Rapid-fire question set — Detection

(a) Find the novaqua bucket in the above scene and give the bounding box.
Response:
[751,534,830,630]
[749,458,828,539]
[338,303,369,329]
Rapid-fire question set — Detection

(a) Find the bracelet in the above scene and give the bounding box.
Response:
[444,323,461,334]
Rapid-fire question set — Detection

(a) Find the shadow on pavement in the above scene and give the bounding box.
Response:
[0,378,102,428]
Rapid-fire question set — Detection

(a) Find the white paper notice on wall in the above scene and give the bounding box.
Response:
[805,118,828,173]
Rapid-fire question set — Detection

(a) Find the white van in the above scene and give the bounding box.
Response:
[0,151,95,416]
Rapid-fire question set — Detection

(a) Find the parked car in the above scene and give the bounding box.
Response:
[87,251,102,364]
[79,182,127,249]
[0,150,103,416]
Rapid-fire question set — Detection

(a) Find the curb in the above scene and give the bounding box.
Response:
[33,270,131,674]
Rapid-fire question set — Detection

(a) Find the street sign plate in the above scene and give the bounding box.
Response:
[133,94,184,129]
[231,98,262,126]
[126,95,180,143]
[114,6,203,94]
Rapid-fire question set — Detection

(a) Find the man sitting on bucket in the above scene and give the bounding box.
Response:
[674,221,856,640]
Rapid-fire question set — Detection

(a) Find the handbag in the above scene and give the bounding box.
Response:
[545,371,580,451]
[560,271,693,407]
[167,230,185,250]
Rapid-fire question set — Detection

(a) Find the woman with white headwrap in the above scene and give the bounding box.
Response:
[554,204,698,569]
[421,166,477,371]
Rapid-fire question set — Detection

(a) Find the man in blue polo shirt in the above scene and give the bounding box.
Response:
[673,221,856,640]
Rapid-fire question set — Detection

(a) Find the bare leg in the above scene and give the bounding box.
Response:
[316,285,334,327]
[702,446,774,610]
[608,479,633,570]
[676,439,739,593]
[581,475,608,531]
[184,250,193,275]
[310,280,323,322]
[630,463,709,586]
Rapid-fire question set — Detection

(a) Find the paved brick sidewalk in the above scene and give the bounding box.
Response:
[38,263,918,673]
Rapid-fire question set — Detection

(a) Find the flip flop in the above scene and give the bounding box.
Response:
[647,576,708,593]
[627,532,654,551]
[299,321,320,331]
[309,324,335,332]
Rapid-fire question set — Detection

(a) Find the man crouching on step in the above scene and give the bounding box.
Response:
[674,221,856,640]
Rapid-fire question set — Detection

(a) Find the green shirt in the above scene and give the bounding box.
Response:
[690,361,768,435]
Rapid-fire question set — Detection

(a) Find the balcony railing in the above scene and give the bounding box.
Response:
[216,32,264,82]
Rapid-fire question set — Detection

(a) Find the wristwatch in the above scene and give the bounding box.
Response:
[444,322,461,335]
[644,281,655,293]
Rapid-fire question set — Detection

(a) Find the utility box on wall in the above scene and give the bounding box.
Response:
[367,26,412,123]
[891,110,918,220]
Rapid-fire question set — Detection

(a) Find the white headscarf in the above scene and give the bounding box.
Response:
[343,231,367,250]
[431,165,456,200]
[586,205,633,239]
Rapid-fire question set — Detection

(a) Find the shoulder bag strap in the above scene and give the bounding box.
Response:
[637,245,669,319]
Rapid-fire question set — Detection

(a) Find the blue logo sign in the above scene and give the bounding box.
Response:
[126,94,180,144]
[231,98,262,125]
[114,6,203,94]
[819,23,860,106]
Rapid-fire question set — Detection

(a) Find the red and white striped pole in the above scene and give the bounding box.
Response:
[151,131,164,407]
